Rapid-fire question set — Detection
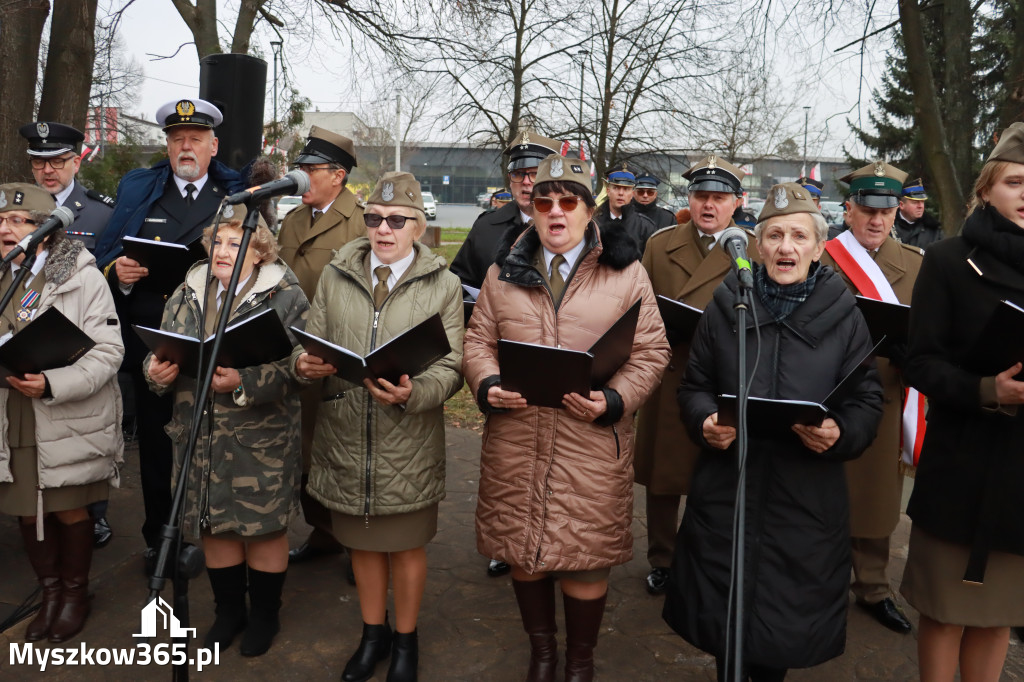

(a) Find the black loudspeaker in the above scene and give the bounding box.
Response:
[199,53,267,172]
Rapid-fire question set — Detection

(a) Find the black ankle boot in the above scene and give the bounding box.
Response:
[239,568,284,657]
[342,616,393,682]
[386,630,418,682]
[203,563,247,650]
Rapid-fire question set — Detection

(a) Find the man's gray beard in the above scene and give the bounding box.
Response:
[175,158,201,181]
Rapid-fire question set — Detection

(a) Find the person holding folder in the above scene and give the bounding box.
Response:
[292,172,463,682]
[901,124,1024,682]
[144,205,309,657]
[463,155,670,682]
[664,183,883,681]
[0,183,124,643]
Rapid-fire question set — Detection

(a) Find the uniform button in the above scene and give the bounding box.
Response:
[297,248,306,256]
[547,489,553,496]
[538,561,546,568]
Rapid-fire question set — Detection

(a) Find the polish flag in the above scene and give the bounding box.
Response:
[79,146,92,161]
[88,146,100,161]
[560,140,571,156]
[810,163,821,181]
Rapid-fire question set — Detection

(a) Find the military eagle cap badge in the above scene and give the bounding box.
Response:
[223,205,235,219]
[37,122,49,139]
[873,161,886,177]
[550,158,564,178]
[382,182,395,201]
[0,191,6,209]
[176,100,196,117]
[707,154,717,169]
[520,131,530,149]
[773,186,789,209]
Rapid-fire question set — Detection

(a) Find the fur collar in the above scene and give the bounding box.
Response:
[494,221,640,272]
[43,234,85,287]
[185,259,289,303]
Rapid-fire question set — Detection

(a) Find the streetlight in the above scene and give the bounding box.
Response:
[802,106,811,177]
[270,41,284,127]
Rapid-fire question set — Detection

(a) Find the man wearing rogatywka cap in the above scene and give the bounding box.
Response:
[276,125,366,566]
[92,98,245,571]
[594,164,658,257]
[819,161,924,636]
[894,178,943,250]
[634,154,755,596]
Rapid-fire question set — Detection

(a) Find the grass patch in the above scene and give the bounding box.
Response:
[441,227,471,241]
[444,383,484,432]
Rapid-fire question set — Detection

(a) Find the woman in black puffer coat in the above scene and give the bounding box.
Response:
[663,183,883,682]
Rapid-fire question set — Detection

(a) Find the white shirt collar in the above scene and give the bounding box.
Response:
[542,239,587,280]
[370,249,416,289]
[214,270,254,309]
[520,209,532,225]
[52,180,76,207]
[12,249,49,285]
[173,173,209,198]
[314,198,336,214]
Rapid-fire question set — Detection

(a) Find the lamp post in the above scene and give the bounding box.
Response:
[577,49,589,154]
[802,106,811,177]
[270,41,284,127]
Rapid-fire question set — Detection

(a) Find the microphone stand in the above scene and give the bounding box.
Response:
[148,203,254,681]
[726,274,754,682]
[0,252,39,316]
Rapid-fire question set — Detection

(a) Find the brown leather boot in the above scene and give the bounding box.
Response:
[512,577,558,682]
[19,517,61,641]
[48,519,93,643]
[562,591,607,682]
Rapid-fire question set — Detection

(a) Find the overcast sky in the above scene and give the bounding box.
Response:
[114,1,897,161]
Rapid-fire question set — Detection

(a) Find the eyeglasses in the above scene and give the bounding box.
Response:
[509,170,539,183]
[30,156,74,170]
[635,188,657,197]
[0,216,37,227]
[365,214,416,230]
[295,164,337,174]
[533,196,580,213]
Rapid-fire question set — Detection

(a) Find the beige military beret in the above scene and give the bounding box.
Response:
[367,171,424,212]
[757,182,822,223]
[534,154,591,190]
[0,182,56,214]
[988,122,1024,165]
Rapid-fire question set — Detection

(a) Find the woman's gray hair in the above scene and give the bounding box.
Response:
[754,211,829,244]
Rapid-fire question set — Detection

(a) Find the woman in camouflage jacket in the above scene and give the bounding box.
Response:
[144,206,308,658]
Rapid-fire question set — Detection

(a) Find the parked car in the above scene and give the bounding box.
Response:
[820,200,845,226]
[746,198,765,218]
[276,195,302,223]
[477,192,492,208]
[422,191,437,220]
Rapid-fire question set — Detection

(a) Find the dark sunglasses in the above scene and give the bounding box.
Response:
[365,213,416,229]
[532,196,580,213]
[635,188,657,196]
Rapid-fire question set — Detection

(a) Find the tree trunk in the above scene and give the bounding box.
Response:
[998,0,1024,130]
[899,0,965,234]
[38,0,98,132]
[940,0,973,197]
[0,0,50,182]
[171,0,220,58]
[230,0,263,54]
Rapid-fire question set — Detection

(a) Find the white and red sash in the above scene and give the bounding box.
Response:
[825,231,926,467]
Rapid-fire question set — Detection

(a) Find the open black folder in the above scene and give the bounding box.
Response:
[133,309,293,378]
[0,307,96,380]
[716,337,884,437]
[656,295,703,345]
[292,313,451,386]
[121,236,207,294]
[854,295,909,358]
[497,299,641,409]
[967,299,1024,376]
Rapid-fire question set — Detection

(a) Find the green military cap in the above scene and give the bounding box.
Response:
[367,171,424,212]
[988,122,1024,164]
[535,154,591,189]
[210,203,268,230]
[294,125,357,170]
[757,182,822,223]
[0,182,56,214]
[684,154,745,194]
[505,131,561,171]
[840,161,907,209]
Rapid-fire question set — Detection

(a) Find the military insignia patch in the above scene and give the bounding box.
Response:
[37,122,49,139]
[874,161,886,177]
[223,205,235,219]
[550,158,564,178]
[520,131,531,149]
[0,191,6,209]
[621,162,628,171]
[571,164,583,173]
[176,100,196,117]
[405,189,415,200]
[382,183,395,202]
[773,186,789,209]
[708,154,717,169]
[13,191,24,206]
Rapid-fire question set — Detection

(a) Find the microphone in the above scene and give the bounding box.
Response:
[1,206,75,266]
[225,170,310,205]
[719,226,754,289]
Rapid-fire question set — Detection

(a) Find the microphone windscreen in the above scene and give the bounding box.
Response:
[52,205,75,228]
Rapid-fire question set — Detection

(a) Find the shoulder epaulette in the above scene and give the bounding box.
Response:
[85,188,115,207]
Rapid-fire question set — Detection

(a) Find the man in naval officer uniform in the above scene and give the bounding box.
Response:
[19,122,114,253]
[93,98,244,565]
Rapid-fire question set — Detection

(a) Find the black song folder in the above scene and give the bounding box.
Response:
[121,236,207,294]
[854,295,909,358]
[497,299,642,409]
[967,299,1024,376]
[133,308,293,377]
[656,295,703,345]
[0,307,96,380]
[292,313,451,386]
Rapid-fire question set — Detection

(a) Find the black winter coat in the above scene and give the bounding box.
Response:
[663,265,883,669]
[450,202,527,290]
[594,202,658,257]
[904,207,1024,571]
[894,211,943,250]
[632,199,677,229]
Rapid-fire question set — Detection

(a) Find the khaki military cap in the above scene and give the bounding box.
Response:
[367,172,424,212]
[295,126,357,170]
[684,154,744,194]
[757,182,822,223]
[0,183,56,214]
[534,154,591,189]
[209,203,268,230]
[506,131,561,171]
[840,161,907,209]
[988,122,1024,165]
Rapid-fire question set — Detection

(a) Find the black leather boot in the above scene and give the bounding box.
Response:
[239,568,284,657]
[512,577,558,682]
[20,517,61,642]
[386,629,418,682]
[342,615,393,682]
[562,592,607,682]
[203,563,247,650]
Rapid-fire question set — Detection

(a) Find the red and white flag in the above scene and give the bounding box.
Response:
[559,140,571,156]
[810,163,821,181]
[79,146,92,161]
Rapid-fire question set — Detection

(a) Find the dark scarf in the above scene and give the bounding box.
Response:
[962,205,1024,272]
[754,260,821,323]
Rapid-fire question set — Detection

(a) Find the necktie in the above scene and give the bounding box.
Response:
[184,183,197,206]
[549,254,567,299]
[312,209,323,225]
[373,265,392,308]
[699,234,715,253]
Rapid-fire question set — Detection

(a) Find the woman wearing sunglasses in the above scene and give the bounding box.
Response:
[464,155,670,682]
[292,172,463,682]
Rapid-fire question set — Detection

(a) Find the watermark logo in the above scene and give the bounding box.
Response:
[134,597,196,638]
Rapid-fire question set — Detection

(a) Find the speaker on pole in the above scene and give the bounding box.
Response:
[199,54,267,171]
